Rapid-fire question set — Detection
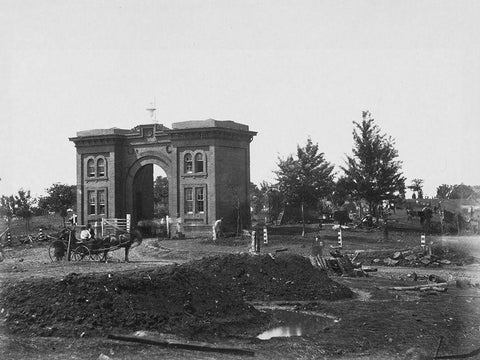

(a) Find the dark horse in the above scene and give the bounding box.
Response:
[55,227,143,262]
[100,229,143,262]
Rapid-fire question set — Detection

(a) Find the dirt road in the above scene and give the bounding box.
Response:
[1,234,480,360]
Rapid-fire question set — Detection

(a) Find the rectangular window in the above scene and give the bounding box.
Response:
[97,190,106,215]
[196,187,204,213]
[185,188,193,213]
[88,191,96,215]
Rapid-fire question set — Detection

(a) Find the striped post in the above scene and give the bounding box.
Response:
[337,227,343,249]
[126,214,131,233]
[263,226,268,245]
[251,230,256,253]
[421,233,426,249]
[6,229,12,246]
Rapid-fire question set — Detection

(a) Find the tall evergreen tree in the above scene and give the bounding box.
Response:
[276,138,335,235]
[342,111,405,216]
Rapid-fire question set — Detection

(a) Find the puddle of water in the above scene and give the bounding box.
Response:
[256,309,336,340]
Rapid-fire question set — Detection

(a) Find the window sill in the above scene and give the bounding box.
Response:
[86,177,109,182]
[181,173,207,179]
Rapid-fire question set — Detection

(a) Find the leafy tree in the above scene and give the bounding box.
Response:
[276,138,335,236]
[39,183,76,226]
[251,181,284,224]
[153,176,169,218]
[341,111,406,217]
[14,189,36,232]
[449,184,475,199]
[436,184,453,199]
[249,182,264,215]
[0,195,16,227]
[408,178,424,199]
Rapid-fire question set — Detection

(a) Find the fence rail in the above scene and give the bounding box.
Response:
[101,214,131,237]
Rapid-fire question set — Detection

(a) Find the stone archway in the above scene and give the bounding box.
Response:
[125,152,172,225]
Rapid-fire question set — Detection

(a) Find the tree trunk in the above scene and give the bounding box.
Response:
[301,201,305,237]
[236,198,240,236]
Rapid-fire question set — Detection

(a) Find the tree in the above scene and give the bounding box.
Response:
[39,183,76,226]
[436,184,453,199]
[408,178,424,199]
[153,176,169,218]
[341,111,406,217]
[14,189,36,232]
[332,176,351,208]
[249,182,264,215]
[0,195,16,228]
[276,138,335,236]
[449,184,475,199]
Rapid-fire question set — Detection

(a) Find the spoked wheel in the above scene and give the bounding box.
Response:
[49,240,66,262]
[71,245,91,261]
[90,251,104,261]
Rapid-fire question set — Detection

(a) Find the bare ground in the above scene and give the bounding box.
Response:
[1,228,480,360]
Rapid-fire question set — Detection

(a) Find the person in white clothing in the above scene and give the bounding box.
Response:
[214,218,223,240]
[79,225,92,243]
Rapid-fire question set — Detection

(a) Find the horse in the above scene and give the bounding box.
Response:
[100,228,143,262]
[54,227,142,262]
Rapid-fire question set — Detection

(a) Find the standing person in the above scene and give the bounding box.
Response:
[88,223,95,239]
[67,208,77,227]
[214,218,223,240]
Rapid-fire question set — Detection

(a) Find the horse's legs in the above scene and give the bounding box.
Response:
[125,246,130,262]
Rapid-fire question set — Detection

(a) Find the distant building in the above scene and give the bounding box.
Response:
[69,119,256,235]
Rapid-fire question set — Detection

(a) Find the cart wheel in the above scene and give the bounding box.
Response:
[71,245,91,261]
[49,241,66,262]
[90,252,104,261]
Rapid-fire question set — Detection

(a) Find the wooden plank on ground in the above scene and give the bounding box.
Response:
[108,334,255,357]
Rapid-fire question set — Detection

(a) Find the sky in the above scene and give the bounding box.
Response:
[1,0,479,199]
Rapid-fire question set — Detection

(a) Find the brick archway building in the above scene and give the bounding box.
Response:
[70,119,256,234]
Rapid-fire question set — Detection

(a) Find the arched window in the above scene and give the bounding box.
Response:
[195,153,204,173]
[87,159,95,177]
[184,153,193,173]
[97,158,105,177]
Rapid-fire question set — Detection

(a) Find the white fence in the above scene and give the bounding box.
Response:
[101,214,131,237]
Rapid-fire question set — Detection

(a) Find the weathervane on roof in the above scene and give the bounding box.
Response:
[146,99,157,123]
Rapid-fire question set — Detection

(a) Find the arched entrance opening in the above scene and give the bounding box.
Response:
[132,163,169,237]
[126,153,172,237]
[153,165,169,219]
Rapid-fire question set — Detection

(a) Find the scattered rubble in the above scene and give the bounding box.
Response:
[354,243,479,268]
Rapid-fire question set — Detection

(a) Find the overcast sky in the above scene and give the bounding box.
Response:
[1,0,479,199]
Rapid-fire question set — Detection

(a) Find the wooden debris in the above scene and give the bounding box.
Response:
[419,286,447,292]
[392,251,402,260]
[108,334,255,357]
[388,283,448,291]
[311,253,363,277]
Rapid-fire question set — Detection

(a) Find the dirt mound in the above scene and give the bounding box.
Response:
[1,253,352,338]
[184,253,354,301]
